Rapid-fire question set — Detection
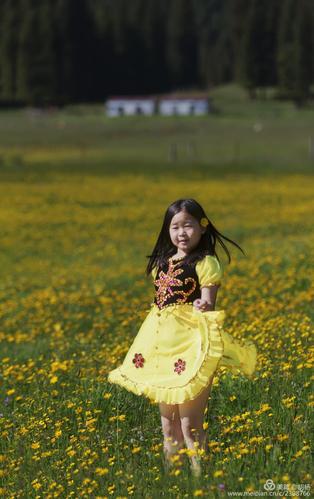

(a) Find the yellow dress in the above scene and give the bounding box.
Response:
[107,255,257,405]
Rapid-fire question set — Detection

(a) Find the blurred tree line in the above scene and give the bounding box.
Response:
[0,0,313,106]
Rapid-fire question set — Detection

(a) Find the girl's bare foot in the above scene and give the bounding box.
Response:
[163,440,185,473]
[190,455,202,477]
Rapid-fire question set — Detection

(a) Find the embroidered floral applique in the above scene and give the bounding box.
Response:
[154,265,184,308]
[173,277,197,303]
[154,260,197,308]
[132,353,145,368]
[174,358,186,375]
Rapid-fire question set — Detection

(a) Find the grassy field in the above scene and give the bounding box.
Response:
[1,84,314,177]
[0,85,313,498]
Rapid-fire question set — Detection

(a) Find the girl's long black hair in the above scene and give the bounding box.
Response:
[145,198,245,276]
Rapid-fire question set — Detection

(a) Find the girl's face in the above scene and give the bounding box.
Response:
[169,210,205,255]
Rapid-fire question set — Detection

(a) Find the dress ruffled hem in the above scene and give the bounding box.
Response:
[107,309,257,405]
[107,366,217,405]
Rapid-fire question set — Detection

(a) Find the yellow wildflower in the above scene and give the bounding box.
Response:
[95,468,109,476]
[213,470,224,478]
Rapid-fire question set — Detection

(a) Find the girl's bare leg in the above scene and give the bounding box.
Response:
[178,374,215,475]
[159,402,185,468]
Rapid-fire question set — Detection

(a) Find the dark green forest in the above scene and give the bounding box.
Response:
[0,0,313,106]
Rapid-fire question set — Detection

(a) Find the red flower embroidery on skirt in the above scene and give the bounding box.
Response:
[174,358,186,375]
[132,353,145,368]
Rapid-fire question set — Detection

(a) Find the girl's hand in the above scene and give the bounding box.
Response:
[193,298,213,312]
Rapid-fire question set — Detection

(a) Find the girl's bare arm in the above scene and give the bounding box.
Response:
[193,284,220,311]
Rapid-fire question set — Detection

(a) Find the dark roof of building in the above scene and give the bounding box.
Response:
[106,93,210,102]
[107,96,155,101]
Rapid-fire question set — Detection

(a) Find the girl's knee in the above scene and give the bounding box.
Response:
[180,417,203,440]
[162,422,185,456]
[161,417,182,439]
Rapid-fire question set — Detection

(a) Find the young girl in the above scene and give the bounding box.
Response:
[107,198,257,476]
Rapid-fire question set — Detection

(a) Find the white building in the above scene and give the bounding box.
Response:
[158,97,209,116]
[105,94,210,117]
[106,97,155,117]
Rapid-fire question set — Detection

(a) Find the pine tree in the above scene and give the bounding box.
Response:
[122,0,150,94]
[0,1,4,99]
[193,0,232,87]
[16,0,35,103]
[240,0,275,98]
[37,0,57,104]
[16,0,57,105]
[293,0,313,105]
[87,0,117,98]
[263,0,281,89]
[166,0,198,88]
[55,0,96,103]
[277,0,298,100]
[229,0,251,82]
[136,0,170,93]
[277,0,313,105]
[0,0,20,102]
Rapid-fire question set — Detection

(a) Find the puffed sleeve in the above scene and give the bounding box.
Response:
[195,255,223,287]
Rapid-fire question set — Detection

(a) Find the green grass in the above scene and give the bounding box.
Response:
[0,83,313,178]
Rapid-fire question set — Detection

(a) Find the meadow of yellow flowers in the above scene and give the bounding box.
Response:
[0,104,313,497]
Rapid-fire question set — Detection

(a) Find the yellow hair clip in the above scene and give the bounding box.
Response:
[200,217,209,227]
